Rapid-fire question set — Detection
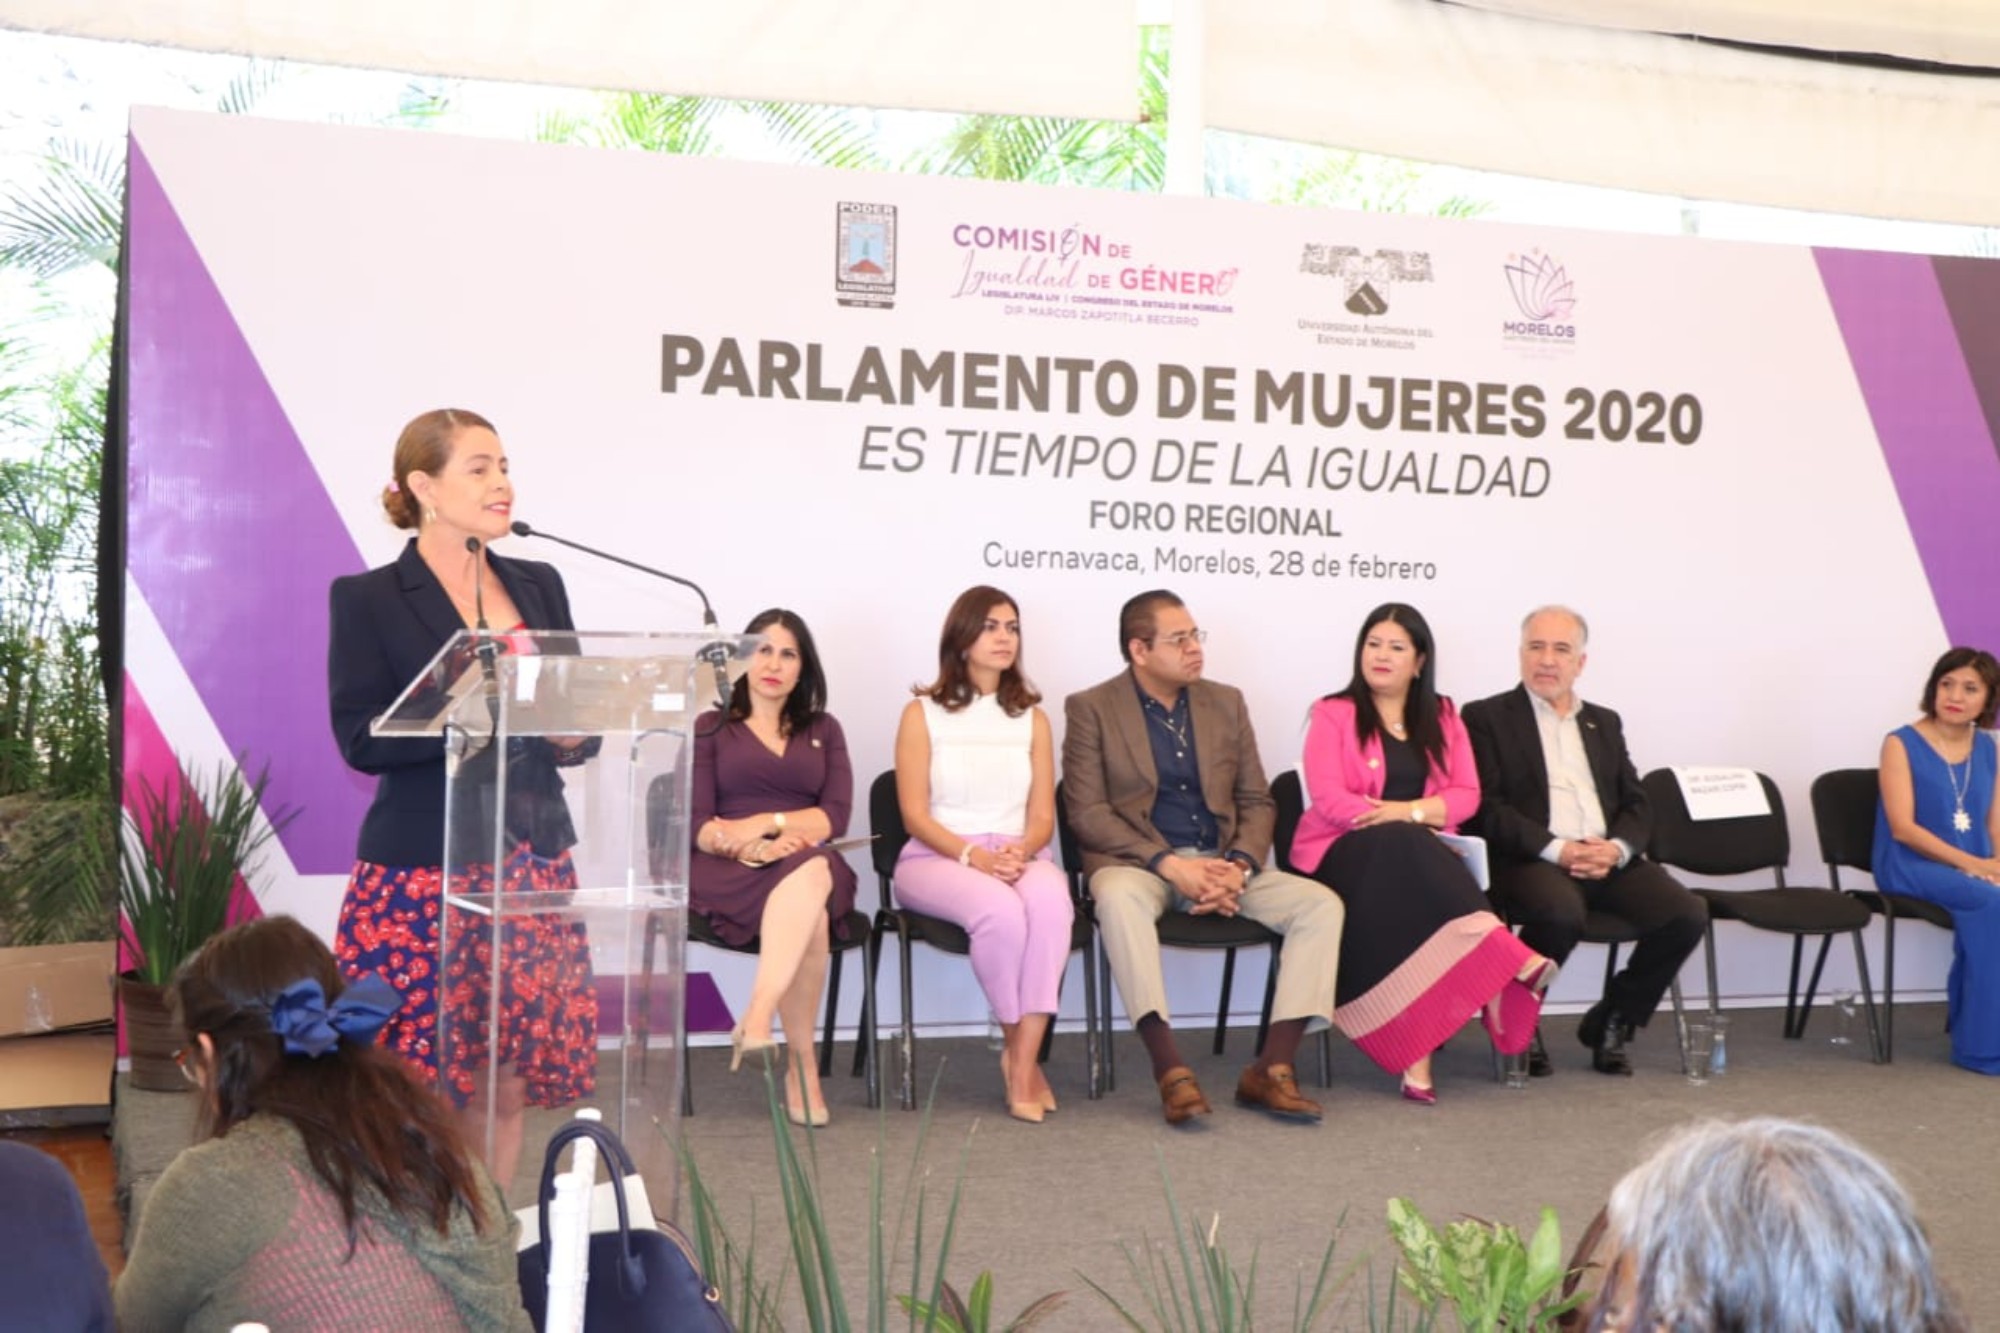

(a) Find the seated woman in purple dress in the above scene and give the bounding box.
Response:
[690,608,859,1125]
[1875,646,2000,1075]
[1292,603,1555,1104]
[892,585,1073,1124]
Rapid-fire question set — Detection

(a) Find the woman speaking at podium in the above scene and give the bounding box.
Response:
[327,407,597,1189]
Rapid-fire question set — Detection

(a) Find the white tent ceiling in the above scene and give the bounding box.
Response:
[5,0,1998,225]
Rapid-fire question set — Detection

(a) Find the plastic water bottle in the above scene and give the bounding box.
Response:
[23,983,54,1034]
[1830,992,1858,1046]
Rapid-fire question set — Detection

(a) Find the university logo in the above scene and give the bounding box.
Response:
[1501,249,1577,345]
[835,202,897,309]
[1300,244,1433,316]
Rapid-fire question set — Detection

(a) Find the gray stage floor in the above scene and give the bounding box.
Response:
[674,1002,1994,1329]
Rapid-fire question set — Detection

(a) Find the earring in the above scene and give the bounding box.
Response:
[424,505,438,524]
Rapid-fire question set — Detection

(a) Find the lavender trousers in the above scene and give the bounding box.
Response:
[893,834,1075,1022]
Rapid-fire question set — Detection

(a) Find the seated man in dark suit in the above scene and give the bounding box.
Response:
[1462,606,1706,1076]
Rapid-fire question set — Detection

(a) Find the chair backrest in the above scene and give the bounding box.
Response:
[1270,769,1305,875]
[1810,767,1880,877]
[1053,779,1081,872]
[644,770,680,883]
[867,770,912,884]
[1641,767,1790,877]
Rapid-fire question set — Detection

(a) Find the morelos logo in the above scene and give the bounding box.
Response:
[1300,244,1433,316]
[836,202,897,309]
[1502,250,1576,342]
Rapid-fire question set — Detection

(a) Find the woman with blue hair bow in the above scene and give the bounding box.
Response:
[117,915,533,1332]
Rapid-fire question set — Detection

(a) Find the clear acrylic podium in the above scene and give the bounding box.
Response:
[373,628,752,1211]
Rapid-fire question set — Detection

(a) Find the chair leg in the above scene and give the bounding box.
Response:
[1254,948,1278,1058]
[1703,924,1721,1020]
[1881,909,1898,1063]
[1781,936,1808,1038]
[1097,936,1117,1093]
[1794,933,1835,1039]
[1602,942,1620,995]
[1315,1028,1332,1088]
[1081,938,1103,1100]
[1851,930,1885,1064]
[897,933,917,1112]
[680,1033,694,1117]
[1669,978,1689,1075]
[1213,948,1238,1056]
[821,949,843,1079]
[862,922,886,1109]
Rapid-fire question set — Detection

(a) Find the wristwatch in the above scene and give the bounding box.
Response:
[1409,801,1424,824]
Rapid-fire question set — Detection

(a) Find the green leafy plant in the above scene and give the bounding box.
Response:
[681,1056,1069,1333]
[117,757,294,984]
[1078,1158,1389,1332]
[1385,1197,1585,1333]
[0,794,114,945]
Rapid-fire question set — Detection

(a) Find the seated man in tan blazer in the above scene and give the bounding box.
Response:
[1063,589,1344,1125]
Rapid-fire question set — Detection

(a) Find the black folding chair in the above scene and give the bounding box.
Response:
[1811,766,1953,1064]
[1057,782,1278,1094]
[865,771,1098,1110]
[1643,768,1881,1062]
[641,772,879,1113]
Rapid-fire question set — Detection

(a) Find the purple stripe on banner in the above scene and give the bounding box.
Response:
[593,971,733,1035]
[126,140,374,874]
[1815,249,2000,652]
[1931,256,2000,461]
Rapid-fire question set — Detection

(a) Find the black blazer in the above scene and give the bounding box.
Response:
[1461,683,1652,867]
[328,539,582,867]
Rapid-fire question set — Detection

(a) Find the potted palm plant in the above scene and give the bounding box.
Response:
[117,756,292,1090]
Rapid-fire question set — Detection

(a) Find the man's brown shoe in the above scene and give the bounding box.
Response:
[1234,1062,1323,1122]
[1157,1066,1212,1125]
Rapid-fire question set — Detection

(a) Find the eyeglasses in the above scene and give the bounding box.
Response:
[1151,629,1208,650]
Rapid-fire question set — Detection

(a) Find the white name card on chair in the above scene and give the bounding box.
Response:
[1672,767,1770,821]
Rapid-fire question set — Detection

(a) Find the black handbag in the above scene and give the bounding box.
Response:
[517,1118,734,1332]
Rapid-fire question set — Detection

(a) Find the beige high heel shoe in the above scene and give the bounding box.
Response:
[729,1024,779,1073]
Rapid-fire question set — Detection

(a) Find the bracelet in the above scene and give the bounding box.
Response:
[774,811,787,835]
[958,844,975,867]
[1410,801,1424,824]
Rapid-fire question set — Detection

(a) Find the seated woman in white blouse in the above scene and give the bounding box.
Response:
[894,585,1074,1124]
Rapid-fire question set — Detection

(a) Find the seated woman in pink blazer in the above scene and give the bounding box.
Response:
[1292,602,1555,1104]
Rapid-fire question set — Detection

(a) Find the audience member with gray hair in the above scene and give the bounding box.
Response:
[1585,1117,1965,1333]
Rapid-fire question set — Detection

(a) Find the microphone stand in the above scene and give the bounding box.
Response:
[466,536,502,732]
[508,521,734,708]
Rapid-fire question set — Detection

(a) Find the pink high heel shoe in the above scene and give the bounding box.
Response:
[1483,958,1559,1056]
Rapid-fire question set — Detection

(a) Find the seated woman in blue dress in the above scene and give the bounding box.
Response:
[1875,646,2000,1074]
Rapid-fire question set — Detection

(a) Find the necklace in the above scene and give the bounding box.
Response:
[1382,714,1407,739]
[1947,752,1974,835]
[1146,698,1191,759]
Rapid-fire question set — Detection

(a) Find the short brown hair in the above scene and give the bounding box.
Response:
[380,408,496,529]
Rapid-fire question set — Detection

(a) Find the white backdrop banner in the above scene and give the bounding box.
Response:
[123,106,2000,1025]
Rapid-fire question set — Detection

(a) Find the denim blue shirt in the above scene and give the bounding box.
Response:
[1137,679,1217,860]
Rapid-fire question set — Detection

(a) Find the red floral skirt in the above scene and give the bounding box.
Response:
[334,845,598,1108]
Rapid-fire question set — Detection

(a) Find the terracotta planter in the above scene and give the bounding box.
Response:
[120,974,188,1093]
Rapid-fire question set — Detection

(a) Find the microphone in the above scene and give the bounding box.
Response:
[466,536,501,726]
[509,520,733,707]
